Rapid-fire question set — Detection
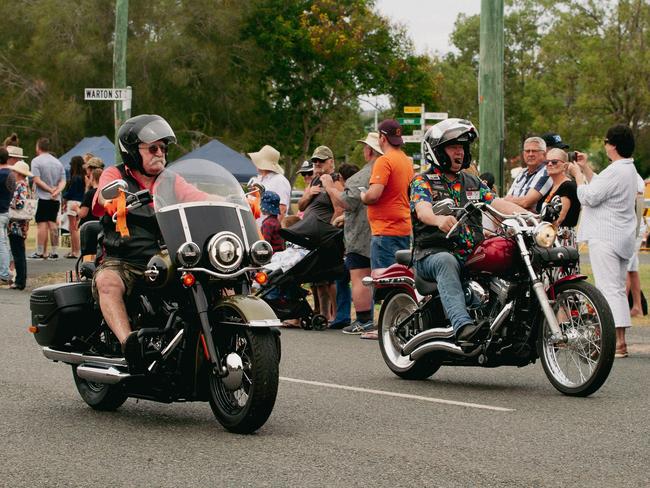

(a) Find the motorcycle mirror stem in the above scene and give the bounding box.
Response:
[101,179,129,200]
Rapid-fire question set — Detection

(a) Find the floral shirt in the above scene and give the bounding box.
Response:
[410,169,494,261]
[9,180,31,239]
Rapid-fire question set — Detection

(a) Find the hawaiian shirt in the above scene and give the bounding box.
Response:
[9,180,31,239]
[410,169,494,261]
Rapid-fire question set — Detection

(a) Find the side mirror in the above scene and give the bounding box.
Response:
[100,179,128,200]
[431,198,455,215]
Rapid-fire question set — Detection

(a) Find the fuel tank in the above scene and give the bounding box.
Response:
[465,237,518,275]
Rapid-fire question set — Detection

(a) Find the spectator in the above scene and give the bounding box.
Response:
[480,172,497,194]
[572,124,639,358]
[29,138,66,259]
[82,156,104,183]
[504,136,552,212]
[0,147,17,285]
[625,173,646,317]
[260,191,284,252]
[361,119,413,274]
[8,160,33,290]
[544,148,581,245]
[297,160,314,187]
[5,141,29,167]
[78,168,102,226]
[62,156,85,258]
[542,132,570,151]
[248,145,291,221]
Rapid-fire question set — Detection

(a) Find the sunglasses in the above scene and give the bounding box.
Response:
[140,142,168,155]
[604,139,610,145]
[302,171,314,177]
[544,159,565,166]
[312,159,328,165]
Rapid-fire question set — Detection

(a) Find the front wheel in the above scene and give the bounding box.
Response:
[208,326,279,434]
[538,281,615,397]
[378,291,442,380]
[72,366,128,411]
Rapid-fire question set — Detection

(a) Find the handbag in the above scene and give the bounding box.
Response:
[9,197,37,221]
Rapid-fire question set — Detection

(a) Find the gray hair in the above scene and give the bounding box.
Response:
[523,136,546,152]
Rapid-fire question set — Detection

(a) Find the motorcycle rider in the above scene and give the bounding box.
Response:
[410,118,525,341]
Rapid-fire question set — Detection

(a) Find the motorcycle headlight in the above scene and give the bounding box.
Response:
[207,232,244,273]
[250,240,273,266]
[176,241,201,267]
[534,222,557,248]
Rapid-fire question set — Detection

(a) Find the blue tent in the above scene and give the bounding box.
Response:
[59,136,116,170]
[175,139,257,183]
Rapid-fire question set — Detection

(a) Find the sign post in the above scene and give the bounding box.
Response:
[113,0,130,162]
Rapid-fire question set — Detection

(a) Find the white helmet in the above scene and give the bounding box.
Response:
[422,118,478,171]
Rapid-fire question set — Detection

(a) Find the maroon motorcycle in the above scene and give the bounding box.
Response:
[365,199,615,397]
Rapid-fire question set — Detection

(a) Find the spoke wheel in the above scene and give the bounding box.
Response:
[208,324,279,434]
[378,291,442,380]
[538,281,615,397]
[72,366,128,411]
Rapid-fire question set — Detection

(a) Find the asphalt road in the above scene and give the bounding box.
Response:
[1,258,649,487]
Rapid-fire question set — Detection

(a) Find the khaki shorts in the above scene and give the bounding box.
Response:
[92,258,146,301]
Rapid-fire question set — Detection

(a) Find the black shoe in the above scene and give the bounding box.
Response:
[122,331,146,373]
[456,322,483,342]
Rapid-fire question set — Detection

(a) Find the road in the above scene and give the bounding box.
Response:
[1,258,649,487]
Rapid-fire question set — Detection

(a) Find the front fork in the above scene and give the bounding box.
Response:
[191,282,226,376]
[515,235,566,343]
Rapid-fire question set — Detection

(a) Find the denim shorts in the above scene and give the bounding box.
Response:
[370,235,410,270]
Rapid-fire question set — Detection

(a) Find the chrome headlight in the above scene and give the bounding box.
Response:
[207,232,244,272]
[250,240,273,266]
[534,222,557,248]
[176,241,201,267]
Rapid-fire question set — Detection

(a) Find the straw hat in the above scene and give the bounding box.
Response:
[11,160,33,177]
[356,132,384,155]
[248,145,284,175]
[6,146,28,159]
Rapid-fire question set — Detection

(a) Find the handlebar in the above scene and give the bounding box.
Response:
[443,201,539,239]
[111,189,152,223]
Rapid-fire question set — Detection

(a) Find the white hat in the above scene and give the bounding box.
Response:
[248,145,284,175]
[6,146,28,159]
[356,132,384,155]
[11,160,33,177]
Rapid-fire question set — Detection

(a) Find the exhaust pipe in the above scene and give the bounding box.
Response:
[401,327,455,356]
[410,341,482,361]
[43,347,127,367]
[76,365,130,384]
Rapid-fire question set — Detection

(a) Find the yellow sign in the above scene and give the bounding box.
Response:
[403,106,422,114]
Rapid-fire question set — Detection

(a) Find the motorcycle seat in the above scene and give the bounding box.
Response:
[414,273,438,296]
[394,249,412,266]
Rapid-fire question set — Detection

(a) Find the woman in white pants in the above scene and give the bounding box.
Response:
[570,125,639,358]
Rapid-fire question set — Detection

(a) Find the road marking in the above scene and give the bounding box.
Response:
[280,377,515,412]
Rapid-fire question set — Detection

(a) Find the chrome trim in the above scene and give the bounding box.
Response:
[76,365,130,385]
[409,341,482,360]
[489,301,514,334]
[144,268,160,280]
[178,207,192,243]
[235,207,250,249]
[43,347,127,367]
[157,201,250,212]
[372,276,415,287]
[161,329,184,359]
[401,327,455,356]
[248,319,283,327]
[178,265,262,279]
[207,231,244,272]
[362,276,374,287]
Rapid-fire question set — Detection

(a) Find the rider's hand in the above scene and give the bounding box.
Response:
[436,215,458,233]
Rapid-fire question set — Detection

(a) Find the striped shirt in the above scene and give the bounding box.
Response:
[507,164,552,212]
[576,158,638,259]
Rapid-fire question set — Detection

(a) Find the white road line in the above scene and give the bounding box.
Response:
[280,377,515,412]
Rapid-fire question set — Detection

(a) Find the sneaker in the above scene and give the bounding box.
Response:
[48,253,59,259]
[0,277,13,286]
[342,319,375,335]
[28,252,45,260]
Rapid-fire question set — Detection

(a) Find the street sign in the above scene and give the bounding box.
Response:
[412,129,424,137]
[424,111,448,120]
[402,135,422,143]
[411,153,422,160]
[403,106,422,114]
[84,88,131,101]
[397,117,421,125]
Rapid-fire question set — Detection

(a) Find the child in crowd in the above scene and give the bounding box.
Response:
[260,191,285,252]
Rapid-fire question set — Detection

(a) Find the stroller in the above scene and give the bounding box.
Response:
[256,217,345,330]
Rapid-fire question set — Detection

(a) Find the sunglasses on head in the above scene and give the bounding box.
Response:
[140,142,168,155]
[544,159,565,166]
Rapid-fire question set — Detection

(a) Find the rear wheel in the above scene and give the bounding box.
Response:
[208,325,279,434]
[72,366,128,411]
[378,291,442,380]
[538,281,615,397]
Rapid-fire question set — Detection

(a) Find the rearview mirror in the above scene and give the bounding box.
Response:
[100,179,128,200]
[431,198,455,215]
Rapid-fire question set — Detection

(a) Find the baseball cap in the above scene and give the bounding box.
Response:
[310,146,334,161]
[297,160,314,173]
[378,119,404,146]
[541,133,569,150]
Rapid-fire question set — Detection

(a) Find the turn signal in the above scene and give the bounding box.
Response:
[254,271,268,285]
[28,325,38,334]
[181,272,196,287]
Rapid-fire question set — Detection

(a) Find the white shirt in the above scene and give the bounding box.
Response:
[577,158,638,259]
[249,171,291,209]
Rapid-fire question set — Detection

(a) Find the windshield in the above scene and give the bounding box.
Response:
[153,158,249,211]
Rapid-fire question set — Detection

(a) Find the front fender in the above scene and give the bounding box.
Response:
[214,295,282,327]
[547,274,588,299]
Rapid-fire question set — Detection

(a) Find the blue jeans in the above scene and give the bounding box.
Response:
[0,213,11,281]
[370,235,411,270]
[333,274,351,324]
[414,252,472,332]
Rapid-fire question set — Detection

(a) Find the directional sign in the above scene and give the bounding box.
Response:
[403,106,422,114]
[411,153,422,160]
[84,88,131,101]
[412,129,424,137]
[397,118,421,125]
[402,135,422,143]
[423,111,448,120]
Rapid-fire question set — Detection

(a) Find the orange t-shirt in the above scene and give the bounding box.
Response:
[367,149,414,236]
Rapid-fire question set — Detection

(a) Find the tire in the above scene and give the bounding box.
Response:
[208,326,280,434]
[538,281,615,397]
[378,291,442,380]
[311,314,328,331]
[72,366,128,411]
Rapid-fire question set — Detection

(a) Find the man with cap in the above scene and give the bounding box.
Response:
[0,148,17,284]
[248,145,291,222]
[542,133,570,151]
[361,119,414,275]
[259,190,284,252]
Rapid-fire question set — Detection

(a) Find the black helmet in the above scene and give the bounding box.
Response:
[117,114,176,174]
[422,118,478,171]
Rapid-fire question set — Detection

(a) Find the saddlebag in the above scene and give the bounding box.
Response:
[531,246,579,267]
[30,282,95,346]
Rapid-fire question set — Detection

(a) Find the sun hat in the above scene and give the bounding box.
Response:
[11,160,33,177]
[378,119,404,146]
[248,145,284,175]
[6,146,28,159]
[297,160,314,174]
[261,190,281,216]
[310,146,334,161]
[356,132,384,155]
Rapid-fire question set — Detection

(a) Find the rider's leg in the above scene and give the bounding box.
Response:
[94,268,131,344]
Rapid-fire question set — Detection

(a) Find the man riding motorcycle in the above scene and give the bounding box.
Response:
[410,118,525,342]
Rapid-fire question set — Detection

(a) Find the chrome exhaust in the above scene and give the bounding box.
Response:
[401,327,455,356]
[43,347,127,367]
[410,341,482,360]
[76,365,130,385]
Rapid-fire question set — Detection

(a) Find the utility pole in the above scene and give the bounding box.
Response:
[113,0,130,162]
[479,0,504,194]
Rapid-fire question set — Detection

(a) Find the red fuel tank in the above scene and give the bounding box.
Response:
[465,237,518,275]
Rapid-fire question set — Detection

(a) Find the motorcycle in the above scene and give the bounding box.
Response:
[366,198,615,397]
[29,159,282,433]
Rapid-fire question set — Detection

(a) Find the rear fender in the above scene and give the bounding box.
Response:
[364,264,416,302]
[546,274,588,299]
